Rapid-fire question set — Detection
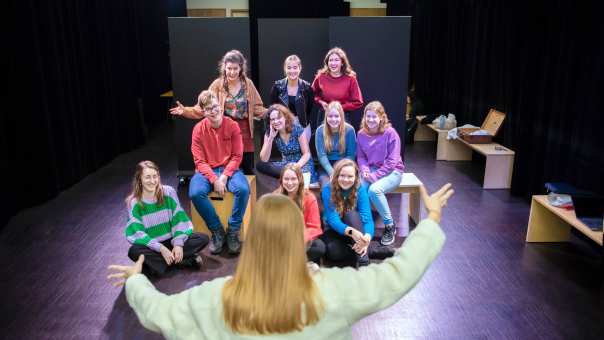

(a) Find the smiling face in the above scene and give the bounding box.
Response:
[141,167,159,194]
[337,165,356,190]
[285,60,301,82]
[327,53,342,75]
[364,110,381,131]
[225,62,241,82]
[281,169,300,194]
[269,109,286,131]
[203,98,223,126]
[326,108,342,130]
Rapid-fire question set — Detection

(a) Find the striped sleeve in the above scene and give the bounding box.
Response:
[125,201,162,252]
[163,186,193,247]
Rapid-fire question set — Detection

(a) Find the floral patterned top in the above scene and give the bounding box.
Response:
[274,123,317,182]
[224,86,248,120]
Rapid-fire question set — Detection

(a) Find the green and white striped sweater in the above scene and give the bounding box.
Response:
[125,185,193,252]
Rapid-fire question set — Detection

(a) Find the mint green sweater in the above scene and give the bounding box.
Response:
[125,219,445,339]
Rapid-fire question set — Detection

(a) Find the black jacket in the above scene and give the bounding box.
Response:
[269,78,316,128]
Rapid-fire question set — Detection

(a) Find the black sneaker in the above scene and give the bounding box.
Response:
[226,229,241,255]
[381,223,396,246]
[368,244,395,260]
[209,228,226,254]
[357,253,370,267]
[179,254,203,269]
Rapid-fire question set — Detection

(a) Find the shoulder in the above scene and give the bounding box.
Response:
[273,78,287,87]
[344,123,355,133]
[385,127,400,138]
[245,78,259,90]
[316,124,325,133]
[304,190,318,204]
[321,184,332,196]
[292,123,303,134]
[162,185,176,197]
[193,119,208,131]
[209,78,222,89]
[299,78,311,88]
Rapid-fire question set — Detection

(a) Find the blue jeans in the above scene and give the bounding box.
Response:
[189,168,249,232]
[362,170,402,226]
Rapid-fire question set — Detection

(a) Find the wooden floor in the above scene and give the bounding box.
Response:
[1,123,602,339]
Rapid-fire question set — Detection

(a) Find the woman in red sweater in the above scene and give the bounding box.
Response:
[311,47,364,129]
[274,163,325,265]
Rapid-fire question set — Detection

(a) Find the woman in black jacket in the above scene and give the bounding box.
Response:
[269,55,315,142]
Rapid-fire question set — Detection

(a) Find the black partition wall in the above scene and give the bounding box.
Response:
[257,19,328,107]
[169,17,411,176]
[329,16,411,155]
[168,18,251,177]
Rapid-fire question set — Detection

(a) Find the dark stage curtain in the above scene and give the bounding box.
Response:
[2,0,182,228]
[389,0,604,197]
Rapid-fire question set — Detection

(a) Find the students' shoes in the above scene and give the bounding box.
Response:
[180,254,203,270]
[368,244,395,260]
[209,228,226,255]
[357,253,370,267]
[380,223,396,246]
[226,228,241,255]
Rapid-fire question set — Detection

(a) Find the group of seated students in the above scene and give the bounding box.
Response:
[109,47,457,338]
[128,47,404,275]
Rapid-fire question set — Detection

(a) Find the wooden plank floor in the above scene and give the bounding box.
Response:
[1,123,602,339]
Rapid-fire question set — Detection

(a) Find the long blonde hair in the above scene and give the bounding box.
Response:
[322,101,347,154]
[125,160,164,209]
[330,159,361,215]
[361,101,392,134]
[222,194,324,334]
[274,164,306,209]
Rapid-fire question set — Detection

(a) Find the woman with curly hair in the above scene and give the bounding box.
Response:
[170,50,266,174]
[320,159,373,267]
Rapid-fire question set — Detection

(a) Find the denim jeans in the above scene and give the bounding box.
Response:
[362,170,402,226]
[189,168,250,232]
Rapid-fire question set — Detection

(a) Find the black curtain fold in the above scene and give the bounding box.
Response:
[3,0,182,227]
[390,0,603,198]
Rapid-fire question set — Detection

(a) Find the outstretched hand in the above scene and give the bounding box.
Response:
[169,101,186,116]
[419,183,454,224]
[107,255,144,287]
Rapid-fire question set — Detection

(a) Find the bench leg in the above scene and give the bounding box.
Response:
[397,193,410,237]
[438,134,472,161]
[526,197,570,242]
[483,155,514,189]
[409,189,422,224]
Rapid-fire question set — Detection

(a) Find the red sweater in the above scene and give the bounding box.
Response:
[311,73,364,112]
[191,117,243,183]
[303,191,323,242]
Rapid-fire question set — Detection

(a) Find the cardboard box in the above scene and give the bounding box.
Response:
[460,109,506,144]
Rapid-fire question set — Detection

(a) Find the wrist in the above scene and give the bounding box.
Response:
[427,210,441,223]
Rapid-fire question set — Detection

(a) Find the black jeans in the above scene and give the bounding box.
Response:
[128,233,209,276]
[241,152,255,175]
[320,210,364,267]
[306,238,326,264]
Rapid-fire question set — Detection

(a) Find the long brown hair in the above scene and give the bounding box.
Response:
[322,101,347,154]
[218,49,248,92]
[274,164,306,209]
[316,47,356,77]
[361,101,392,134]
[329,159,361,215]
[222,194,324,334]
[125,160,164,209]
[264,104,294,136]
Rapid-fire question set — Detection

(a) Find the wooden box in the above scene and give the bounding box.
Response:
[460,109,505,144]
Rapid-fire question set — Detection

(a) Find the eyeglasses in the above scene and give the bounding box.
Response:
[203,105,220,112]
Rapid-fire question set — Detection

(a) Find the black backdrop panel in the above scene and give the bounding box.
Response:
[329,16,411,155]
[168,18,251,175]
[257,19,328,106]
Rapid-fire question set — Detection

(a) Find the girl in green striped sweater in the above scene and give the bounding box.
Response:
[125,161,209,276]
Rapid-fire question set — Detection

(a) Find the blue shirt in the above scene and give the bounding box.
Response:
[315,123,357,175]
[321,183,374,237]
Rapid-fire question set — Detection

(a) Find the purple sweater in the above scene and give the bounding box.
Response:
[357,127,405,183]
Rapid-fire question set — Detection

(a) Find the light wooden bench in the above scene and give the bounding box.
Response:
[426,124,515,189]
[413,115,436,141]
[526,195,603,246]
[190,175,256,240]
[309,173,424,237]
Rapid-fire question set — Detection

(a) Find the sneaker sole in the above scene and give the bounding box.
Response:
[380,237,395,246]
